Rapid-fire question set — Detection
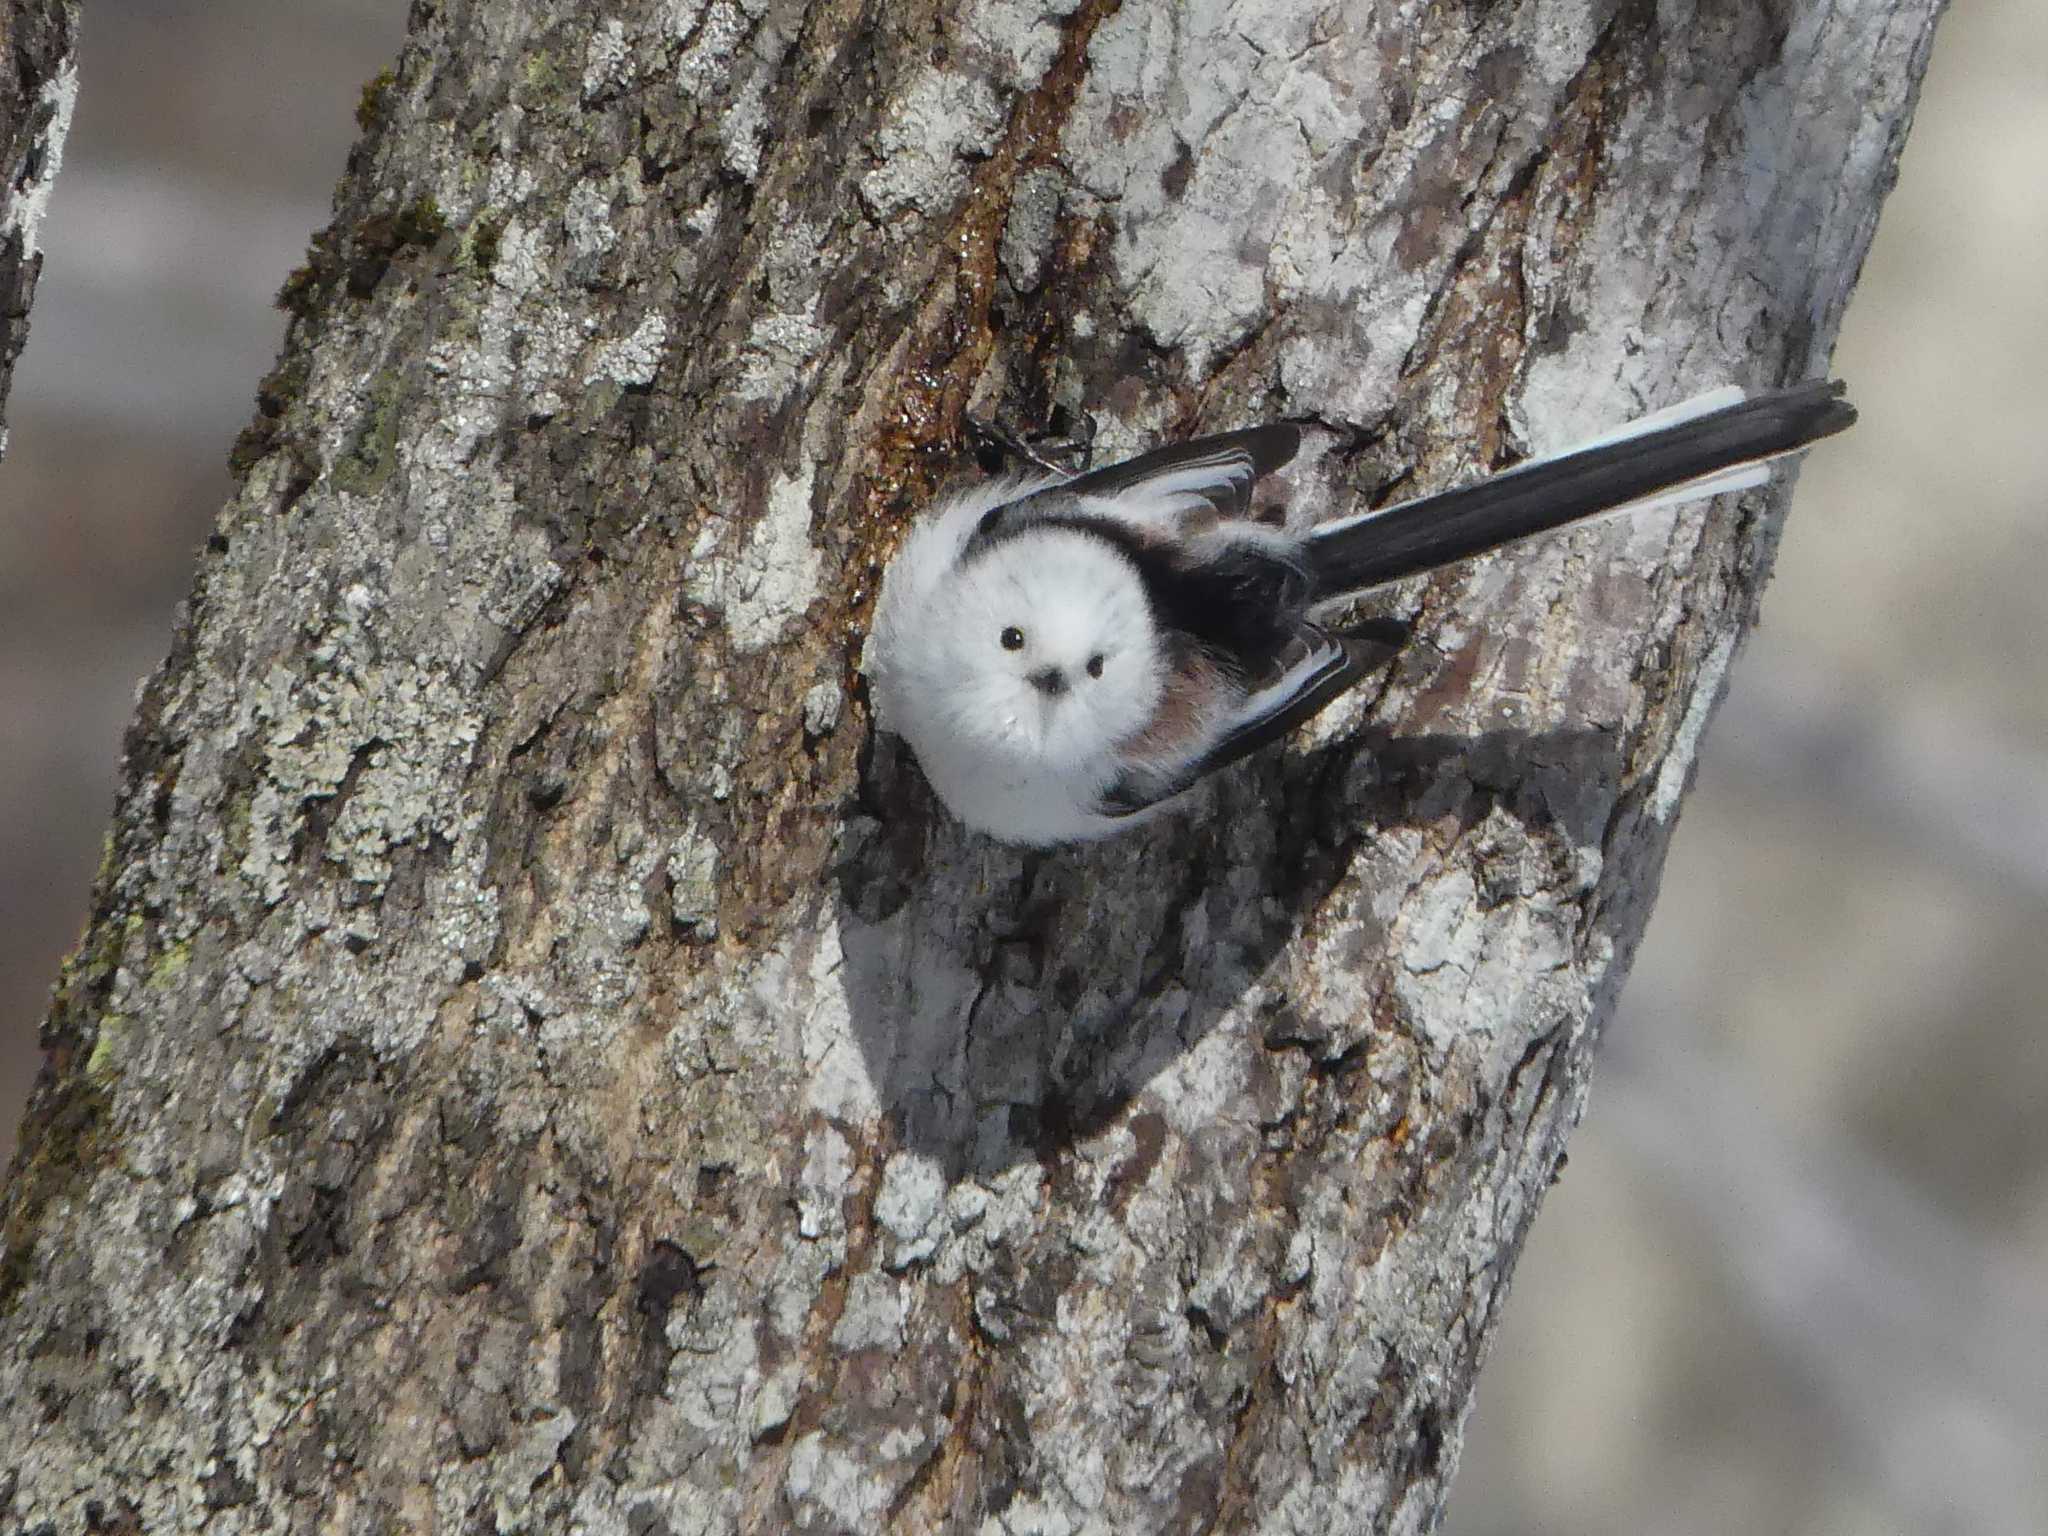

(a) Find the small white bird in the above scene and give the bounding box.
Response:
[865,381,1855,845]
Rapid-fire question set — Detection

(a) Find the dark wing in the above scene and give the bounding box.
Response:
[966,423,1308,554]
[1042,424,1306,521]
[1095,618,1410,818]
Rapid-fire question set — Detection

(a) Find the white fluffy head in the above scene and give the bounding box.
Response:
[944,526,1162,765]
[868,511,1165,836]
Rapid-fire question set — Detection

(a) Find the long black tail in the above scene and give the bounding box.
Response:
[1304,380,1856,601]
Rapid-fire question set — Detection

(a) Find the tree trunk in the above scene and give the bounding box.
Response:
[1,1,1940,1531]
[0,0,79,460]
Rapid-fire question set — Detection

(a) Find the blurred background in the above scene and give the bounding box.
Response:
[1,2,2040,1530]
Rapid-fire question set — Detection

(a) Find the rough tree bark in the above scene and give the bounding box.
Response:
[1,1,1939,1531]
[0,0,79,460]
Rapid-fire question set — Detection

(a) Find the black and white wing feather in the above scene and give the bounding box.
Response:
[978,424,1307,535]
[1098,618,1409,817]
[1057,423,1305,519]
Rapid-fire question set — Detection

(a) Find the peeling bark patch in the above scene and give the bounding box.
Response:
[1,0,79,450]
[1,58,76,261]
[876,1150,949,1268]
[586,310,670,388]
[1651,630,1737,821]
[860,68,1007,218]
[685,464,825,652]
[830,1270,906,1353]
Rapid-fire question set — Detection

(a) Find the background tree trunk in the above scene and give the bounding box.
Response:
[0,0,79,460]
[0,1,1941,1530]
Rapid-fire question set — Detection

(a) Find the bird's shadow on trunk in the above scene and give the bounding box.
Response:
[831,718,1623,1180]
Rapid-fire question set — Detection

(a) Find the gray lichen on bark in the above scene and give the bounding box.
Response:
[0,0,80,461]
[1,1,1940,1532]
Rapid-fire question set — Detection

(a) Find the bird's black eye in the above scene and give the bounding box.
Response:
[1086,653,1105,679]
[1000,626,1025,651]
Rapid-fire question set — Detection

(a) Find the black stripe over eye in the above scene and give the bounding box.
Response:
[1000,626,1025,650]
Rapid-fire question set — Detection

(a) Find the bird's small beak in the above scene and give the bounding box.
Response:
[1027,666,1068,699]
